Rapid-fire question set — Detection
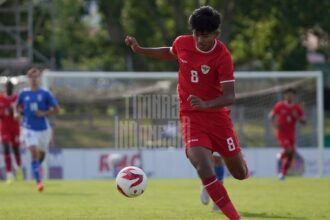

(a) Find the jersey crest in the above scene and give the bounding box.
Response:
[201,65,210,74]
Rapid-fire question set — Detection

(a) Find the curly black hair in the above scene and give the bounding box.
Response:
[5,80,14,96]
[188,6,221,33]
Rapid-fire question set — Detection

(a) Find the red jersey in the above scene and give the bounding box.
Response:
[170,35,234,113]
[271,101,304,138]
[0,94,20,132]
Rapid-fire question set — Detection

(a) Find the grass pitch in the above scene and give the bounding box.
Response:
[0,178,329,220]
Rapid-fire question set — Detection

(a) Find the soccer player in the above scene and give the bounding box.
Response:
[200,153,225,211]
[269,88,305,180]
[125,6,248,219]
[0,80,23,184]
[15,68,60,191]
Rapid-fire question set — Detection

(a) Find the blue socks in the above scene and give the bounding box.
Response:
[31,160,41,183]
[214,165,224,183]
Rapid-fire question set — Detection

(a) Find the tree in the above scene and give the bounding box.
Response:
[3,0,327,71]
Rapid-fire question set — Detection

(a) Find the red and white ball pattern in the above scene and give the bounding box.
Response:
[116,166,147,198]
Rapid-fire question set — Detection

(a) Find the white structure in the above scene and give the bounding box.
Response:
[41,71,325,176]
[1,148,329,180]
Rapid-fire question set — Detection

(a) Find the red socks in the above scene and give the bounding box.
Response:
[281,156,292,176]
[280,153,294,176]
[202,176,241,220]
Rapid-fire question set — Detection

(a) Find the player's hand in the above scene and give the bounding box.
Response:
[125,36,140,53]
[187,95,209,109]
[34,111,47,117]
[13,110,20,119]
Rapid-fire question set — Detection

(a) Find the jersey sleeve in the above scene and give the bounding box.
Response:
[170,36,181,56]
[46,91,59,107]
[271,102,281,116]
[217,51,234,84]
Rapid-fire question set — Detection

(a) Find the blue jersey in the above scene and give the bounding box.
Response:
[17,88,58,131]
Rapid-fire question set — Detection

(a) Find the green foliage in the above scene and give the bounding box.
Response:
[10,0,328,71]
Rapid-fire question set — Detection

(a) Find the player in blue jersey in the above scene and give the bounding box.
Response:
[15,68,60,192]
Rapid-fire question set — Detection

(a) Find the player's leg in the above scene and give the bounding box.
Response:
[278,150,287,180]
[222,152,249,180]
[37,150,46,178]
[188,147,241,220]
[2,142,14,184]
[279,147,295,179]
[277,150,284,174]
[214,129,249,180]
[23,128,43,191]
[277,137,295,180]
[39,150,46,164]
[200,154,225,207]
[12,145,21,168]
[30,146,44,191]
[30,147,42,183]
[211,154,225,211]
[181,112,241,219]
[12,145,23,181]
[11,133,23,180]
[213,154,225,183]
[36,128,52,182]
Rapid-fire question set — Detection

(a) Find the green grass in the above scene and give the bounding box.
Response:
[1,178,329,220]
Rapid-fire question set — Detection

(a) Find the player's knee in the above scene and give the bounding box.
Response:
[231,168,247,180]
[195,163,214,179]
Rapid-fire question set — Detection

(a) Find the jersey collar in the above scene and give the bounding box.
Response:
[195,39,217,54]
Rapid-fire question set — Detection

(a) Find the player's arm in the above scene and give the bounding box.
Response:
[188,81,235,109]
[295,104,306,125]
[268,110,279,128]
[13,93,23,119]
[34,105,60,117]
[35,92,60,117]
[125,36,177,60]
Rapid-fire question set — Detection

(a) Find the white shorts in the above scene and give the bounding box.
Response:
[21,128,52,150]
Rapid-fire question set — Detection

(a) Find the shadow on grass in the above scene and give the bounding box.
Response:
[241,212,306,219]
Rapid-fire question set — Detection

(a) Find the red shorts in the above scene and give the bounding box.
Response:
[1,126,20,147]
[277,137,296,150]
[179,111,241,157]
[277,133,296,149]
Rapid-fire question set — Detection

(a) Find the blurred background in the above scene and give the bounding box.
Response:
[0,0,329,179]
[1,1,329,73]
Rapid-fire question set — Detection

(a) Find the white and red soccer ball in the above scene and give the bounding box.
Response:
[116,166,147,198]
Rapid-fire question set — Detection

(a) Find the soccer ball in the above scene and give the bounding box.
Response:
[116,166,147,198]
